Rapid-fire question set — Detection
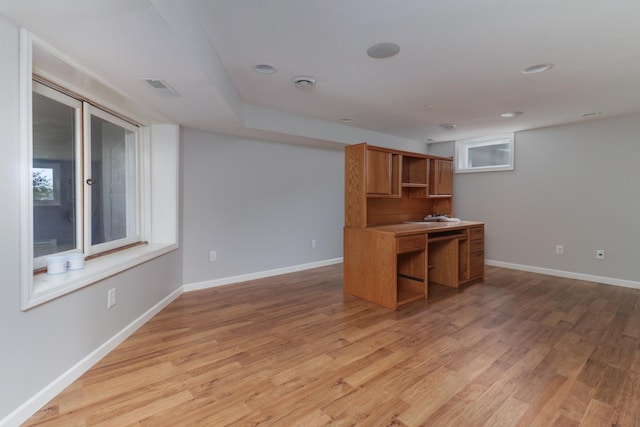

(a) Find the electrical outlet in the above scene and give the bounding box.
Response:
[311,239,316,249]
[107,288,116,308]
[555,245,564,255]
[209,250,217,262]
[596,249,605,260]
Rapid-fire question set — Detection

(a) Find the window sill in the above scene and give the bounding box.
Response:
[25,243,178,310]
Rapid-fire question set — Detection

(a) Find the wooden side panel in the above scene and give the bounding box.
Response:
[343,227,397,309]
[344,144,367,228]
[428,238,459,287]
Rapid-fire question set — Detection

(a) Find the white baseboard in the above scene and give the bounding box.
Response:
[486,259,640,290]
[183,257,344,292]
[1,286,183,427]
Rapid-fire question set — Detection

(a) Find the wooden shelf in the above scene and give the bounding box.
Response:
[427,194,452,199]
[397,275,425,306]
[397,289,424,306]
[402,183,428,188]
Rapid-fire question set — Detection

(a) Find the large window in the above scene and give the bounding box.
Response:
[455,133,514,173]
[21,29,178,310]
[32,82,140,269]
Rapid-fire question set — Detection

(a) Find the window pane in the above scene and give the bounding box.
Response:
[468,143,510,167]
[90,115,137,246]
[32,92,78,258]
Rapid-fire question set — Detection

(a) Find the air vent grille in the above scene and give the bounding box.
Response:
[143,78,179,96]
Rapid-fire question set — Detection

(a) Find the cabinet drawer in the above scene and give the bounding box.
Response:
[470,239,484,253]
[469,250,484,278]
[469,226,484,240]
[396,235,426,254]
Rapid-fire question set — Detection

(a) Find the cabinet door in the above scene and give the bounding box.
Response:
[431,159,453,195]
[366,150,401,198]
[366,149,392,195]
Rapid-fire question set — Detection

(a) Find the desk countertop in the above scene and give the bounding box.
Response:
[365,221,484,237]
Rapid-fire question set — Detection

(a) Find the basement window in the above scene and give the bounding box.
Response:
[20,30,179,309]
[455,133,514,173]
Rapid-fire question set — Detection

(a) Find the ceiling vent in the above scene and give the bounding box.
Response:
[293,75,316,88]
[143,78,179,96]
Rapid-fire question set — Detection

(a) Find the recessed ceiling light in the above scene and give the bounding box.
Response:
[423,105,435,111]
[581,112,602,118]
[292,75,316,88]
[521,63,553,74]
[339,118,353,123]
[501,111,523,118]
[254,64,277,74]
[425,138,435,143]
[439,123,456,130]
[367,43,400,59]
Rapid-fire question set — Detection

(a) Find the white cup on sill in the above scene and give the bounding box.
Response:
[46,256,68,275]
[67,253,85,271]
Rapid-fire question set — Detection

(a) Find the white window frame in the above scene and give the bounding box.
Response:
[20,30,179,310]
[84,105,142,255]
[455,133,515,173]
[32,83,83,269]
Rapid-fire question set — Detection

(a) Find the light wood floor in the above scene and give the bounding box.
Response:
[24,264,640,426]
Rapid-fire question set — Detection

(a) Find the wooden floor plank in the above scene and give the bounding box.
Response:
[22,264,640,426]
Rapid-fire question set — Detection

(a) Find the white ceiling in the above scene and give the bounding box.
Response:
[3,0,640,147]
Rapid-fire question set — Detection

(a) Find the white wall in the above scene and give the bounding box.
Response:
[0,16,183,423]
[428,115,640,285]
[181,128,344,286]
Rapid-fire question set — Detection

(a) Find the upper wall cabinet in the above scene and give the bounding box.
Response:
[345,143,453,227]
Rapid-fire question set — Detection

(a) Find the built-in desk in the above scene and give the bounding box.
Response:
[343,221,484,309]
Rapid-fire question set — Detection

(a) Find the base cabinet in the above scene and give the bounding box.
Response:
[344,223,484,309]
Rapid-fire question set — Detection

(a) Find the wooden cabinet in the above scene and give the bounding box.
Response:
[344,223,483,309]
[344,142,482,310]
[345,143,453,227]
[343,228,428,309]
